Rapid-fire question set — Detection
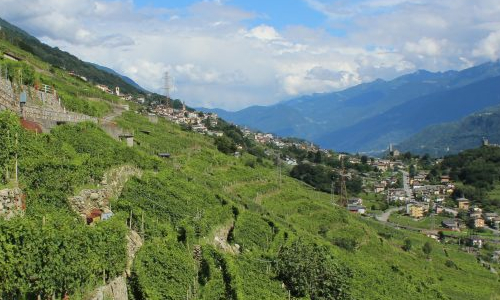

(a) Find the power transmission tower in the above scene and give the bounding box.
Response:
[338,158,348,207]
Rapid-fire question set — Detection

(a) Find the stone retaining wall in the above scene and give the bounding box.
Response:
[22,105,97,124]
[68,165,142,220]
[0,187,25,220]
[0,78,19,112]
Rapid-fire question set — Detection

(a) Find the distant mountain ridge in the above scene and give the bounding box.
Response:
[202,61,500,152]
[319,75,500,152]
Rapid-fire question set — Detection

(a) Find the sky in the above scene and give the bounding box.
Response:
[0,0,499,110]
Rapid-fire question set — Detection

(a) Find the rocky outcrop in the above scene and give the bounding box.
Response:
[213,222,240,254]
[89,276,128,300]
[0,187,25,220]
[126,230,143,276]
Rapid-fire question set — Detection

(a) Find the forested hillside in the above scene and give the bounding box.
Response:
[432,145,500,211]
[398,105,500,156]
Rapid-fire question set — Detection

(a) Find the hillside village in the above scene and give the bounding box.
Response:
[1,18,500,299]
[144,99,500,251]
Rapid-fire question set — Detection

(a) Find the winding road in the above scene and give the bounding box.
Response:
[376,206,404,222]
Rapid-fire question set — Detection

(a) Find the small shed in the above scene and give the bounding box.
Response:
[119,134,134,147]
[347,205,366,214]
[158,153,171,159]
[441,219,459,231]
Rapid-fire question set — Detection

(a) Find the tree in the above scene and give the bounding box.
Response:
[422,241,432,258]
[409,165,417,178]
[438,231,445,242]
[402,238,412,251]
[314,151,323,164]
[276,240,352,300]
[214,136,236,154]
[361,155,368,165]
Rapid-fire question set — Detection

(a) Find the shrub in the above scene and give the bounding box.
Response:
[403,238,412,252]
[276,239,352,300]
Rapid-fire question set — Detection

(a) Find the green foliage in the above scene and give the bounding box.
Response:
[290,162,363,195]
[214,136,237,154]
[403,238,413,251]
[422,241,433,257]
[276,239,352,300]
[233,211,274,252]
[437,146,500,209]
[0,59,36,86]
[445,260,458,269]
[0,111,20,184]
[0,215,127,297]
[132,239,196,300]
[334,236,359,252]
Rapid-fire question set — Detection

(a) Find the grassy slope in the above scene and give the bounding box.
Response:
[0,39,121,117]
[115,112,500,300]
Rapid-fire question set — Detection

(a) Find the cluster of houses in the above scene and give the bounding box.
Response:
[441,198,500,231]
[241,128,322,153]
[152,104,223,136]
[94,83,146,104]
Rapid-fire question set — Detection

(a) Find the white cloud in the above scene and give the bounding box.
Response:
[404,37,446,56]
[473,30,500,60]
[0,0,499,110]
[246,25,282,41]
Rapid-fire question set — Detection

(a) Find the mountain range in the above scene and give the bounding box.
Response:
[202,61,500,154]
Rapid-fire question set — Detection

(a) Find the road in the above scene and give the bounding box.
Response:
[442,207,458,217]
[101,105,126,123]
[401,170,413,202]
[376,206,404,222]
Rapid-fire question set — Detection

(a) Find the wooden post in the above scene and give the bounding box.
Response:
[129,210,133,230]
[141,211,145,237]
[15,132,18,185]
